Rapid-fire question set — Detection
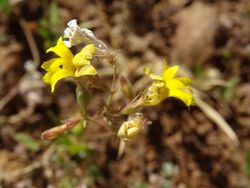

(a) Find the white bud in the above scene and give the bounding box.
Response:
[63,19,108,53]
[67,19,77,28]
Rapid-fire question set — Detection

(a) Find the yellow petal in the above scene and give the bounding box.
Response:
[167,79,187,89]
[46,37,73,60]
[82,44,96,59]
[75,64,97,77]
[41,58,60,71]
[50,69,74,92]
[73,58,90,67]
[169,88,195,107]
[144,67,162,81]
[42,71,54,84]
[72,44,96,67]
[49,58,75,72]
[162,65,179,83]
[175,77,192,86]
[144,84,169,106]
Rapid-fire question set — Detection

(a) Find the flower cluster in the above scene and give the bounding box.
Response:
[41,19,195,142]
[142,65,195,107]
[42,37,97,92]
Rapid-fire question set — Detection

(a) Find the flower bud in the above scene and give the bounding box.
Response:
[41,118,80,140]
[117,113,144,142]
[63,19,108,53]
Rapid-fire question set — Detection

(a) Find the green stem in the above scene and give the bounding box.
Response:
[76,83,89,118]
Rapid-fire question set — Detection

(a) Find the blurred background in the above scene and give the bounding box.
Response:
[0,0,250,187]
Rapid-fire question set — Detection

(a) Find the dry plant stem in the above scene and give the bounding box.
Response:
[42,145,56,178]
[0,75,25,111]
[120,93,143,114]
[195,95,239,146]
[7,107,33,124]
[1,161,42,183]
[13,6,41,65]
[84,132,112,141]
[106,63,118,107]
[117,140,126,159]
[111,63,117,92]
[19,18,41,65]
[195,79,229,91]
[1,145,56,182]
[85,116,107,128]
[91,76,112,93]
[0,9,41,111]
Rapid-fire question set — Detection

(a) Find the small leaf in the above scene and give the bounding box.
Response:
[15,133,40,152]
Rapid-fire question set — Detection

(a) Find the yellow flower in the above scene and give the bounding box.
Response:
[41,37,97,92]
[143,65,195,107]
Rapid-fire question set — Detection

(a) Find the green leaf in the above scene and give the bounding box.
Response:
[66,143,88,156]
[49,2,59,30]
[57,135,71,145]
[70,120,86,135]
[57,136,88,157]
[15,133,40,152]
[0,0,10,13]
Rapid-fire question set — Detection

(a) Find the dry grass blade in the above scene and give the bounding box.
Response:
[117,140,126,159]
[195,95,239,146]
